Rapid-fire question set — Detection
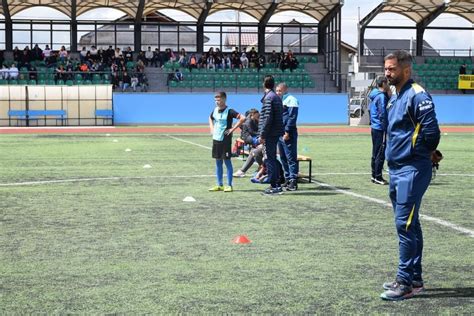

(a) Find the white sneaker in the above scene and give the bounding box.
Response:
[233,170,246,177]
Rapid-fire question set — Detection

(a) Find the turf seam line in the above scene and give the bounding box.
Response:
[169,135,474,238]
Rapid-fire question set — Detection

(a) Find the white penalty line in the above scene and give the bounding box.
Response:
[170,135,474,238]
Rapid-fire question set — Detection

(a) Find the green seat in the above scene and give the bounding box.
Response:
[9,80,18,85]
[169,80,178,88]
[18,79,28,85]
[66,80,74,86]
[0,79,8,85]
[56,79,64,85]
[37,79,46,85]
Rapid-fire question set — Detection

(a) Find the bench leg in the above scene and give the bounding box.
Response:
[308,160,312,183]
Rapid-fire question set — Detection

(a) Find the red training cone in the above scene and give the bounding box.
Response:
[232,235,251,244]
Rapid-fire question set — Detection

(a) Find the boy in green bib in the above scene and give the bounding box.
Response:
[208,91,245,192]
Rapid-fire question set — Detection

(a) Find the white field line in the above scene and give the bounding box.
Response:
[0,175,214,187]
[166,134,212,150]
[170,135,474,238]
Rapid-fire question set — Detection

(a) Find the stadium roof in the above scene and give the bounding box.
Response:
[0,0,342,22]
[372,0,474,24]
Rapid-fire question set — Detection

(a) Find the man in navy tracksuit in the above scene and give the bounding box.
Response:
[380,50,441,301]
[276,82,299,191]
[369,76,389,185]
[258,75,284,195]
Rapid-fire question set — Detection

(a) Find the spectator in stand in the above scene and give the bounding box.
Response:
[289,53,299,71]
[459,63,467,75]
[65,61,74,80]
[21,48,32,69]
[29,64,37,80]
[105,46,114,64]
[223,54,231,69]
[59,46,68,63]
[80,47,88,63]
[248,47,258,68]
[240,52,249,69]
[121,71,131,91]
[207,53,215,70]
[90,46,99,61]
[90,60,99,72]
[169,49,176,62]
[137,51,146,65]
[114,48,121,59]
[145,47,154,66]
[269,50,279,68]
[55,65,66,82]
[124,47,133,63]
[79,62,89,79]
[178,48,187,68]
[136,59,145,73]
[0,50,4,67]
[174,68,184,81]
[131,73,139,92]
[32,44,43,61]
[188,53,198,71]
[0,64,9,79]
[214,48,223,69]
[139,73,149,92]
[46,51,58,68]
[153,48,162,68]
[257,54,266,71]
[111,72,120,90]
[13,47,21,64]
[231,52,241,71]
[43,45,52,61]
[279,53,290,71]
[198,53,208,69]
[9,64,19,80]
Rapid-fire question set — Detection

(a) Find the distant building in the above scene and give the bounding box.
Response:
[79,12,209,52]
[363,39,439,56]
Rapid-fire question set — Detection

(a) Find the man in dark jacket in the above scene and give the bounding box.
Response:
[258,75,284,195]
[369,76,389,185]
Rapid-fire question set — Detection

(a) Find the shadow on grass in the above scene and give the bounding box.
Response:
[235,187,341,196]
[429,182,450,186]
[415,287,474,299]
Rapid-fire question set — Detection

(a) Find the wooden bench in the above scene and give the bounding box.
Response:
[95,109,114,125]
[8,109,67,126]
[297,154,313,183]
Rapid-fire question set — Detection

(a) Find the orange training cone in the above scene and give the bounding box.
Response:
[232,235,251,244]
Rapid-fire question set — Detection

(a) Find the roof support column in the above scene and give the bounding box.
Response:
[357,2,385,56]
[197,1,212,53]
[2,0,12,50]
[70,0,77,51]
[318,2,342,54]
[134,0,146,53]
[258,1,278,54]
[415,3,447,56]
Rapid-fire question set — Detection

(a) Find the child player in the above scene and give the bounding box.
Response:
[208,91,245,192]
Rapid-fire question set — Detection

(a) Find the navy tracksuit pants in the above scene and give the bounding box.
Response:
[389,163,432,285]
[264,136,280,188]
[371,128,385,179]
[278,130,299,181]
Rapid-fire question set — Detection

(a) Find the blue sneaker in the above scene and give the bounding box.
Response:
[380,281,413,301]
[262,186,283,195]
[383,280,424,294]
